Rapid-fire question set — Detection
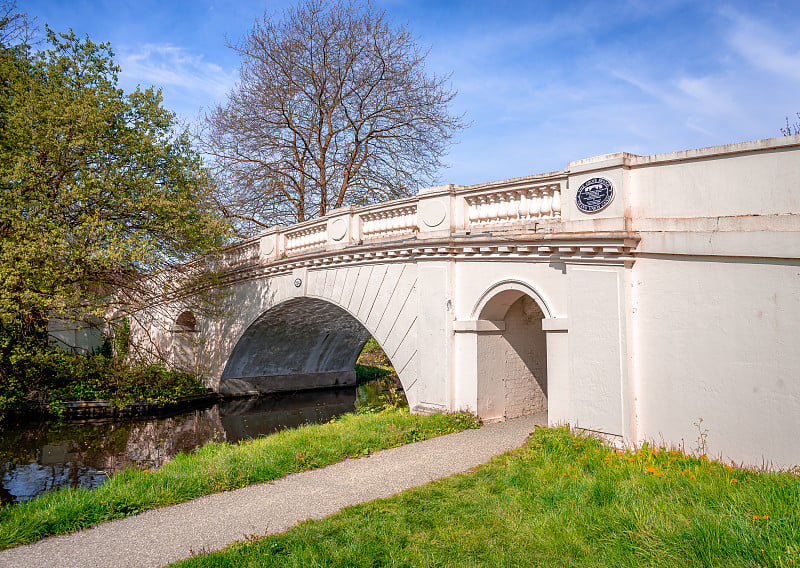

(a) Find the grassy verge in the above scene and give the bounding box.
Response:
[0,408,479,550]
[174,426,800,568]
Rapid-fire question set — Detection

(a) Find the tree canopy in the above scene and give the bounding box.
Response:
[0,13,230,375]
[201,0,465,237]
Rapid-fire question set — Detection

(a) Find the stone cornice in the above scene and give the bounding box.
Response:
[219,231,640,285]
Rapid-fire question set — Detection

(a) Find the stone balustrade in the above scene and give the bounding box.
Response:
[219,238,260,266]
[285,223,328,253]
[239,174,566,264]
[464,183,561,227]
[360,205,418,240]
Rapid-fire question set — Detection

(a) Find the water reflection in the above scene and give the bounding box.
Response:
[0,378,404,505]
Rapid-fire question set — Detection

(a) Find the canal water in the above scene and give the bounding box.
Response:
[0,378,405,505]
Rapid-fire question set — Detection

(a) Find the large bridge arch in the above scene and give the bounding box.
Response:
[215,261,421,408]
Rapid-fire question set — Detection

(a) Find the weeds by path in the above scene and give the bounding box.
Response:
[174,426,800,568]
[0,408,479,550]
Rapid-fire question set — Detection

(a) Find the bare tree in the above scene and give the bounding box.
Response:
[782,113,800,136]
[200,0,465,237]
[0,0,33,48]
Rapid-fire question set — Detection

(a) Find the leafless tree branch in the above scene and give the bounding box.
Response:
[197,0,465,236]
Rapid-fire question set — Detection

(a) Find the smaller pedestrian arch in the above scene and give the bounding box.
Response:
[471,280,552,421]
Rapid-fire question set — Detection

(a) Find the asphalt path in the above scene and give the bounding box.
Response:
[0,412,545,568]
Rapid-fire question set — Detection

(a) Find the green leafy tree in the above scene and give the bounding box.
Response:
[0,16,230,382]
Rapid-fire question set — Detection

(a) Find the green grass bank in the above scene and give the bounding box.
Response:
[173,426,800,568]
[0,408,479,550]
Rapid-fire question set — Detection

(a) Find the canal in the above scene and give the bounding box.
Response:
[0,376,404,505]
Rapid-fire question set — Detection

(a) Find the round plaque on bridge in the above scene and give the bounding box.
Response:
[329,217,348,241]
[576,177,614,213]
[419,200,447,228]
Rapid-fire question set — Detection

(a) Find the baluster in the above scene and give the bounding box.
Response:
[384,212,392,235]
[468,198,479,224]
[477,196,487,223]
[383,211,392,235]
[508,191,520,221]
[497,192,508,222]
[486,195,497,223]
[551,185,561,217]
[531,192,540,220]
[540,187,552,217]
[517,191,527,220]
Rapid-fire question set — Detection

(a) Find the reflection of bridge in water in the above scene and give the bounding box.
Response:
[0,389,367,504]
[118,136,800,469]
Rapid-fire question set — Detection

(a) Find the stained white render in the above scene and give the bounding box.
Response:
[124,135,800,469]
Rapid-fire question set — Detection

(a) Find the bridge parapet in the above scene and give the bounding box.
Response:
[215,172,569,271]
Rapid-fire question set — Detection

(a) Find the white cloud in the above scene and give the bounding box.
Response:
[723,9,800,83]
[676,77,738,116]
[117,44,238,117]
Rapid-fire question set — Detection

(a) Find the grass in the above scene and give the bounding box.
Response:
[0,407,479,550]
[172,426,800,568]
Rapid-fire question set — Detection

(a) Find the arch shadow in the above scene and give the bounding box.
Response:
[219,297,390,397]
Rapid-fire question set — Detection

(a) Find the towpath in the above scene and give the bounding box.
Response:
[0,412,545,568]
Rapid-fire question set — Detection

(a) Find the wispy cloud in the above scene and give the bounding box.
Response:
[723,8,800,82]
[118,44,237,116]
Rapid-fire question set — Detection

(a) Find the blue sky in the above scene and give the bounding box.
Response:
[23,0,800,186]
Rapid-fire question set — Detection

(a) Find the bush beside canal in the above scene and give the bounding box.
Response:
[0,349,207,421]
[0,407,480,550]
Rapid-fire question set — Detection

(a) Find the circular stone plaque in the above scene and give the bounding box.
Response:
[575,177,615,213]
[329,217,348,241]
[294,278,302,288]
[419,200,447,228]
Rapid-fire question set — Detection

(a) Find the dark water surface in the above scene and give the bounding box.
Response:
[0,378,404,505]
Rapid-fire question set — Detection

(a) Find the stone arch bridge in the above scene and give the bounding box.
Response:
[134,136,800,469]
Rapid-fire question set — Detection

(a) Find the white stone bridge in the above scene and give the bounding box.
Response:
[140,136,800,468]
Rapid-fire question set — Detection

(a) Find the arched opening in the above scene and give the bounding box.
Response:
[476,291,547,422]
[172,310,198,370]
[220,297,384,397]
[175,311,197,332]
